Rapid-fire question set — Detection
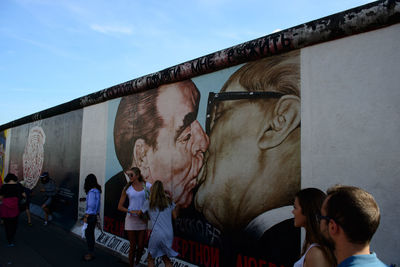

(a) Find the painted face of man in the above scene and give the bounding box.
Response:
[145,82,209,208]
[195,81,300,232]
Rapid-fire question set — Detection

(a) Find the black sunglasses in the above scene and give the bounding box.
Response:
[205,91,284,135]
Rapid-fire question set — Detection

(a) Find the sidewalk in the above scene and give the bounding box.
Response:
[0,214,130,267]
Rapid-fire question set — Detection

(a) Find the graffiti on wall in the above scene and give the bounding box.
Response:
[8,110,82,229]
[104,51,301,266]
[0,130,6,185]
[22,126,46,190]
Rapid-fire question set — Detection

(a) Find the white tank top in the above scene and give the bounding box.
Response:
[293,243,319,267]
[126,182,151,211]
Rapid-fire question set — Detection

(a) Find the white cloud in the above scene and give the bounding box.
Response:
[271,29,282,33]
[90,24,133,35]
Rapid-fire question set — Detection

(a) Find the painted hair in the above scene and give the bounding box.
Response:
[221,50,300,97]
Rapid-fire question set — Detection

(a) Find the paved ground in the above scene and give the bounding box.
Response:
[0,214,132,267]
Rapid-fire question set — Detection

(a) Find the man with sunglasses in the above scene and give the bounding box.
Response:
[320,185,387,267]
[195,51,301,266]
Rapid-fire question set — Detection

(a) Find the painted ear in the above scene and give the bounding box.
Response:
[133,138,149,169]
[133,138,151,179]
[258,95,300,150]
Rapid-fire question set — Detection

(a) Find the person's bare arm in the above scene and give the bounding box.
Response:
[117,190,128,212]
[117,190,140,215]
[304,246,331,267]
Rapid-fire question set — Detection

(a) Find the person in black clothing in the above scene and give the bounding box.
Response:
[0,173,26,246]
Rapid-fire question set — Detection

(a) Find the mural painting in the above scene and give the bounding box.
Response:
[104,80,209,236]
[8,110,83,229]
[0,130,6,185]
[104,51,301,266]
[0,2,398,265]
[22,126,46,190]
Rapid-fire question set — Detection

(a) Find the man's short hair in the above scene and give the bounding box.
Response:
[326,185,380,244]
[221,50,300,97]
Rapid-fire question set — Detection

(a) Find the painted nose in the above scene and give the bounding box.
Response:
[191,120,209,154]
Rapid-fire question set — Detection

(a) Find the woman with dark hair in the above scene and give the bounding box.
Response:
[82,174,101,261]
[292,188,336,267]
[140,180,178,267]
[118,167,151,267]
[0,173,26,246]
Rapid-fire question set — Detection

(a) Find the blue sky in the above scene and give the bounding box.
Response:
[0,0,374,126]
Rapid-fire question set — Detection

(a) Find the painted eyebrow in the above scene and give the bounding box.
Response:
[174,111,197,141]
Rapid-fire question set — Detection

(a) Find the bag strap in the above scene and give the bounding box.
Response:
[147,210,161,241]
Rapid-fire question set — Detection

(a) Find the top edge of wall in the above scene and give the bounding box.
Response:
[1,0,399,131]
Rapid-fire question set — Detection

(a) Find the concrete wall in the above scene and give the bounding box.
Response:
[302,23,400,263]
[78,102,108,221]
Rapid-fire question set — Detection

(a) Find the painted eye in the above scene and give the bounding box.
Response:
[214,111,222,122]
[182,133,191,142]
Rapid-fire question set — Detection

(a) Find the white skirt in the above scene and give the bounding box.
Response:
[124,214,147,231]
